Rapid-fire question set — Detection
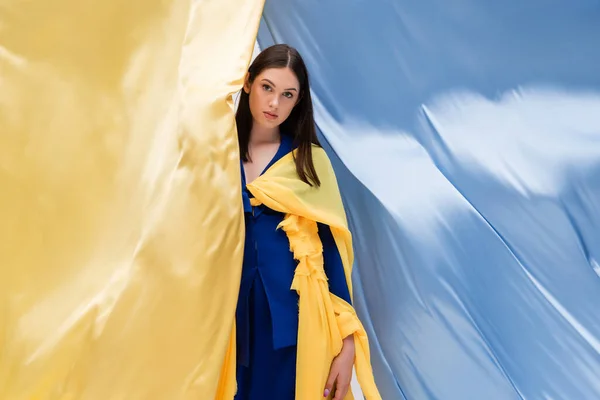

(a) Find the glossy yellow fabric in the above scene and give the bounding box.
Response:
[246,147,382,400]
[0,1,264,398]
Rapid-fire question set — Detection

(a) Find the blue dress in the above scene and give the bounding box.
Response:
[235,133,351,400]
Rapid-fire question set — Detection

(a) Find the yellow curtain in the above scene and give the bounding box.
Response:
[0,0,264,398]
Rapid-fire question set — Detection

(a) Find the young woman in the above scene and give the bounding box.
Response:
[233,44,380,400]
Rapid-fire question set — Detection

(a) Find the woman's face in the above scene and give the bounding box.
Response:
[244,67,300,130]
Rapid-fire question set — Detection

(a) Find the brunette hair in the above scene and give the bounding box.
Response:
[236,44,321,186]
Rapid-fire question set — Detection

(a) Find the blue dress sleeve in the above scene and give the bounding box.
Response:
[318,222,352,304]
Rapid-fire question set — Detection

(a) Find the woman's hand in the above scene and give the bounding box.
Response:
[324,335,355,399]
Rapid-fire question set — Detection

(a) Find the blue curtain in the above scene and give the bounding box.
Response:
[259,1,600,399]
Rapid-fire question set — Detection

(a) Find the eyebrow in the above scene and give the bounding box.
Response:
[261,78,298,92]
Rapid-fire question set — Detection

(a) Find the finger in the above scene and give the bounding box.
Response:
[324,372,338,398]
[333,383,349,400]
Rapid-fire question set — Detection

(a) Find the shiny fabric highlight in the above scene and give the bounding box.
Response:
[259,1,600,399]
[0,0,264,398]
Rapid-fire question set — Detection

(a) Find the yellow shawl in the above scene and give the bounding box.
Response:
[218,146,381,400]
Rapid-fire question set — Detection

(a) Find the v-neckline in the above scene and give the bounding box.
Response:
[243,138,284,186]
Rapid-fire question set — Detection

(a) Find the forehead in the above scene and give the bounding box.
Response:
[256,67,299,89]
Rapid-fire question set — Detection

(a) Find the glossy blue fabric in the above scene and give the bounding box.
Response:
[235,132,351,396]
[258,1,600,399]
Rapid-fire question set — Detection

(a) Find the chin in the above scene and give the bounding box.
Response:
[259,119,281,128]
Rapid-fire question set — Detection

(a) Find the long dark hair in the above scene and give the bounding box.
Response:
[236,44,321,187]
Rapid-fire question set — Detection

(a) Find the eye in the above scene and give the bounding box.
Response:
[262,84,272,91]
[283,92,294,99]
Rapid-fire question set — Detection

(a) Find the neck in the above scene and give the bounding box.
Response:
[249,124,280,145]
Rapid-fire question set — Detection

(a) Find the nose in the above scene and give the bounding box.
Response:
[268,94,279,109]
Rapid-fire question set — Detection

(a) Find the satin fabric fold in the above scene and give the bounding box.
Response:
[0,1,264,398]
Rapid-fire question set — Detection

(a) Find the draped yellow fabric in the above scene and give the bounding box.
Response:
[0,1,264,398]
[246,147,382,400]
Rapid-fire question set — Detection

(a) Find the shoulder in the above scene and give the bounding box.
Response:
[310,144,332,167]
[309,145,340,188]
[311,145,337,175]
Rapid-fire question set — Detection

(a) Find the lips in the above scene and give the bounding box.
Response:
[263,111,278,120]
